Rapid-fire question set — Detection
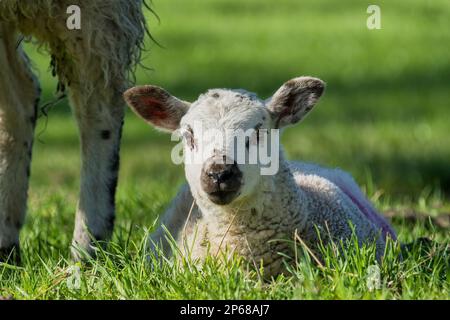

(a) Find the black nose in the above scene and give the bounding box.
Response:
[208,165,234,183]
[201,156,242,205]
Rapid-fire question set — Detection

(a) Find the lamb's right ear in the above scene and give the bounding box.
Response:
[123,85,190,132]
[266,77,325,128]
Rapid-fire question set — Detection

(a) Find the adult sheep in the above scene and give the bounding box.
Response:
[0,0,149,262]
[124,76,397,277]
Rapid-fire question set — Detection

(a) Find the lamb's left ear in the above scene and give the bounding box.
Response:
[267,76,325,128]
[123,85,190,132]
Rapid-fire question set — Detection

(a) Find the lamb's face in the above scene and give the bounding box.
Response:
[124,76,325,206]
[179,90,272,205]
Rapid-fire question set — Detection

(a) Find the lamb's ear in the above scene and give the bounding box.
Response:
[266,76,325,128]
[123,85,190,132]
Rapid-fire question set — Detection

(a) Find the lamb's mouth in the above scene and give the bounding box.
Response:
[206,189,240,205]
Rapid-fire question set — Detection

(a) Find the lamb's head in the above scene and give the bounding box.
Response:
[124,76,325,206]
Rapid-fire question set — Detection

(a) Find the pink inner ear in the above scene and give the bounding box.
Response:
[138,96,168,121]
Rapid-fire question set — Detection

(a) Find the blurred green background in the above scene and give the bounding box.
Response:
[2,0,446,299]
[24,0,450,231]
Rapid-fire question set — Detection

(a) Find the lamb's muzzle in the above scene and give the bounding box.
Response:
[201,155,242,205]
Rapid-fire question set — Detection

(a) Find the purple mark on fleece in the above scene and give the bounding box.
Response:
[337,184,397,240]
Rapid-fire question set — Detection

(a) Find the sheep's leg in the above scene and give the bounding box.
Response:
[69,79,125,260]
[37,2,147,260]
[0,26,40,262]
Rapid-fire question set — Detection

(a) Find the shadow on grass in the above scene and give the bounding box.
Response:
[363,153,450,197]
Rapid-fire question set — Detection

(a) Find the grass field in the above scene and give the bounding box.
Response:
[0,0,449,299]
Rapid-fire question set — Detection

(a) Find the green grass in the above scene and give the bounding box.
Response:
[1,0,449,299]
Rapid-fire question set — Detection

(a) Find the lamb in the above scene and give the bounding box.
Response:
[124,76,397,277]
[0,0,149,262]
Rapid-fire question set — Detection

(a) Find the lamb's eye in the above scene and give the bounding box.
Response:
[183,126,195,150]
[245,123,263,150]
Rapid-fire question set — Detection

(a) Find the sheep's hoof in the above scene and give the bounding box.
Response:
[70,238,109,263]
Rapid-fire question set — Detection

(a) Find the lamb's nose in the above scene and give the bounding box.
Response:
[201,156,242,205]
[207,164,235,184]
